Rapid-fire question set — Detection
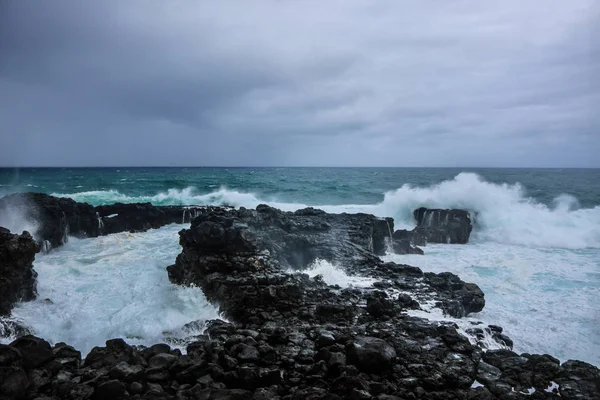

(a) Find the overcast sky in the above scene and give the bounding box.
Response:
[0,1,598,167]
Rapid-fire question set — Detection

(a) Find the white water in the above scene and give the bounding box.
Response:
[7,224,220,355]
[383,243,600,365]
[300,259,377,288]
[11,172,599,365]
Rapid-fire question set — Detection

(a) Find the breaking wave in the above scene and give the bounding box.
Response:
[51,173,600,249]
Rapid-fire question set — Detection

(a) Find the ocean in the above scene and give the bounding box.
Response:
[1,167,599,365]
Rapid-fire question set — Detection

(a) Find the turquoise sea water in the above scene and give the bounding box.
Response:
[1,167,599,208]
[1,167,599,364]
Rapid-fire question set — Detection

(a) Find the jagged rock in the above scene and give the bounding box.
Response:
[0,193,216,251]
[556,360,600,400]
[390,208,474,249]
[109,361,144,381]
[92,379,127,400]
[168,205,484,325]
[391,239,424,255]
[396,294,420,310]
[69,384,94,400]
[346,336,396,374]
[0,344,22,367]
[95,203,208,235]
[10,335,54,369]
[148,353,178,369]
[0,227,39,316]
[423,272,485,317]
[413,207,473,244]
[84,338,141,369]
[0,365,29,399]
[0,193,99,248]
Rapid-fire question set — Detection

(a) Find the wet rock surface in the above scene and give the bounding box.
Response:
[392,208,474,248]
[167,205,484,322]
[0,193,100,250]
[0,227,39,316]
[0,326,597,400]
[413,208,473,244]
[0,192,216,250]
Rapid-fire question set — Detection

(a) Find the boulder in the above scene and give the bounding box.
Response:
[413,207,473,244]
[9,336,54,369]
[346,336,396,373]
[0,228,39,316]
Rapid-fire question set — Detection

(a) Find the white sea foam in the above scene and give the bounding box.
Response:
[9,224,220,355]
[299,259,377,288]
[383,243,600,366]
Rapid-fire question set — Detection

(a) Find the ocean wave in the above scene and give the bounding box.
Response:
[51,172,600,249]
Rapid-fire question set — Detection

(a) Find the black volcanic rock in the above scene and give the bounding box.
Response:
[0,331,597,400]
[389,208,474,252]
[413,207,473,244]
[346,336,396,373]
[0,227,39,316]
[0,192,218,251]
[0,192,99,249]
[9,335,54,369]
[168,205,485,324]
[95,203,210,235]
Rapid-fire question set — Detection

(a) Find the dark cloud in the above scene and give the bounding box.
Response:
[0,0,598,167]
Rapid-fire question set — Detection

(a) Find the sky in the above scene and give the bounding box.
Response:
[0,1,598,167]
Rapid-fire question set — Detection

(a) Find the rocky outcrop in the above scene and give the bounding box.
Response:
[95,203,212,235]
[0,193,99,249]
[0,193,213,251]
[390,230,424,255]
[413,207,473,244]
[390,208,474,250]
[0,228,39,316]
[167,205,482,318]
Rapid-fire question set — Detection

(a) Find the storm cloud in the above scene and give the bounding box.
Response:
[0,0,598,167]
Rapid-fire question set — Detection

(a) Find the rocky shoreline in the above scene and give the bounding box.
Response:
[1,193,598,400]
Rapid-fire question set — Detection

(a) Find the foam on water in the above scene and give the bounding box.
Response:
[300,259,377,288]
[8,224,221,355]
[383,244,600,365]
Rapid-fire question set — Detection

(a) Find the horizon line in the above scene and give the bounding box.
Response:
[1,166,599,170]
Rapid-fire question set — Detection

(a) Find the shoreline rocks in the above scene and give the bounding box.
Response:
[0,193,214,251]
[1,323,598,400]
[0,228,39,317]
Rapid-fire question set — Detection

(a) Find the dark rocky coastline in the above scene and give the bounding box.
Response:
[0,193,213,252]
[0,193,598,400]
